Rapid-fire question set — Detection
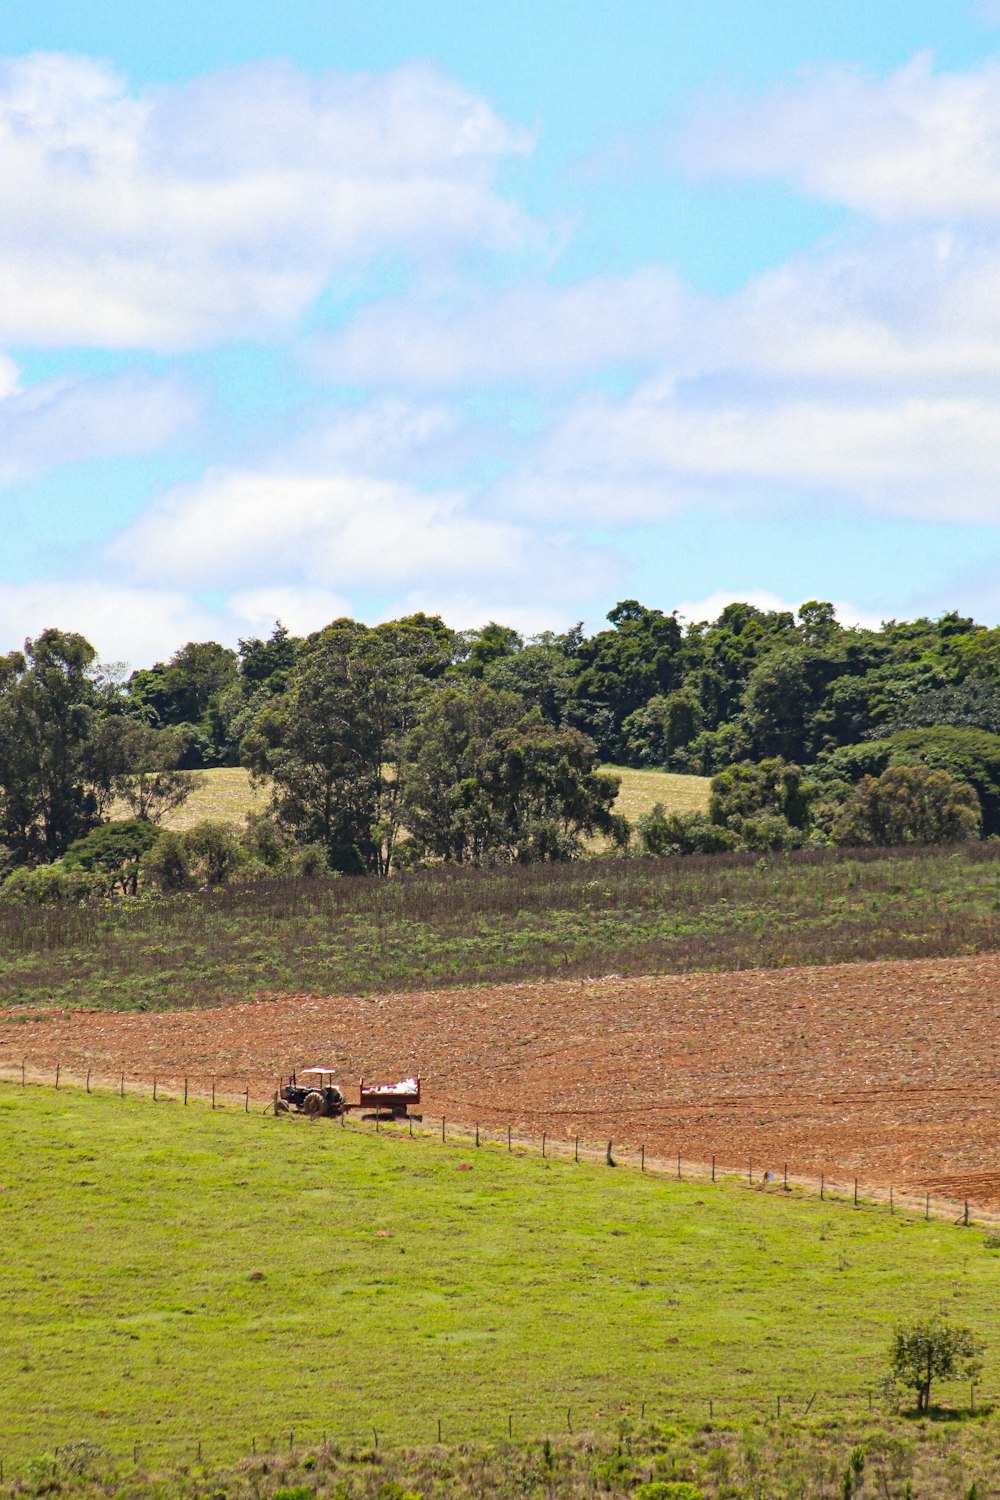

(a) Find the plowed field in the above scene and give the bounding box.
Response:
[4,953,1000,1204]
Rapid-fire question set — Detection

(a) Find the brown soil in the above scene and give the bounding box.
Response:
[3,953,1000,1204]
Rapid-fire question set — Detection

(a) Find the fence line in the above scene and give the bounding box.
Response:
[1,1056,998,1232]
[0,1381,995,1480]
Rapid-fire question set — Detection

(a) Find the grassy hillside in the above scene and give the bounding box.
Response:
[159,764,710,835]
[2,1083,997,1469]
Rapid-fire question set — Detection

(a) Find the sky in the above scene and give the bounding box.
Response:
[5,2,1000,664]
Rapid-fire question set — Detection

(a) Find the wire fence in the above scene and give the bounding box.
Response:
[2,1055,998,1233]
[0,1381,996,1482]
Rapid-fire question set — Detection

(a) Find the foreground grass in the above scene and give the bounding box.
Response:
[2,843,1000,1010]
[2,1086,999,1473]
[11,1415,1000,1499]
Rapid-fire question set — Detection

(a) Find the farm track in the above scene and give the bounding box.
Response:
[3,951,1000,1205]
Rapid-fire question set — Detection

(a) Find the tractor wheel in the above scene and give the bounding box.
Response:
[304,1091,324,1118]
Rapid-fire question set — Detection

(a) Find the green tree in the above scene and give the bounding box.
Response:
[242,619,447,875]
[63,818,160,897]
[127,640,238,767]
[0,629,102,862]
[404,686,620,864]
[708,758,813,850]
[88,720,202,824]
[832,764,981,847]
[889,1316,983,1413]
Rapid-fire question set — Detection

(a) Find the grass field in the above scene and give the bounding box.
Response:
[2,843,1000,1012]
[2,1083,998,1472]
[159,764,710,836]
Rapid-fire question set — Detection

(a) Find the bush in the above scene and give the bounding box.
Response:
[634,1484,703,1500]
[0,862,102,905]
[833,765,981,847]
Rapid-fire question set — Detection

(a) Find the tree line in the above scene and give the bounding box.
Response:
[3,597,1000,894]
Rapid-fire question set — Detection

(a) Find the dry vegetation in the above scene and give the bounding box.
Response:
[152,764,710,836]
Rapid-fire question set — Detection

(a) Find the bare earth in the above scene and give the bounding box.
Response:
[3,953,1000,1205]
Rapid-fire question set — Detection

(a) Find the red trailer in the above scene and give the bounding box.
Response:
[357,1075,421,1118]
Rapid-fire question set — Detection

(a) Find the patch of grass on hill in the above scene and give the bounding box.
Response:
[1,1084,998,1470]
[602,765,711,822]
[152,765,709,836]
[1,844,1000,1011]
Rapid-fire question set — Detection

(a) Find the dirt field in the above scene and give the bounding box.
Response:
[3,952,1000,1205]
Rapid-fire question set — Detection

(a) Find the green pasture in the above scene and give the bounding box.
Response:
[2,1085,999,1471]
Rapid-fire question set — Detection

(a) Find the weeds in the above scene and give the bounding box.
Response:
[1,844,1000,1011]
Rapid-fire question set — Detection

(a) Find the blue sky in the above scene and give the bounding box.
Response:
[5,1,1000,663]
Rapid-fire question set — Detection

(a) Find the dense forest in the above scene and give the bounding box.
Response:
[3,598,1000,895]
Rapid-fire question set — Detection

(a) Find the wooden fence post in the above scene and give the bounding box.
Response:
[574,1136,579,1162]
[925,1193,930,1220]
[542,1131,546,1158]
[120,1071,125,1098]
[86,1069,91,1094]
[153,1077,157,1102]
[476,1122,480,1147]
[606,1140,614,1166]
[184,1078,188,1105]
[441,1116,445,1142]
[854,1179,858,1206]
[211,1080,216,1111]
[245,1089,249,1113]
[711,1154,715,1182]
[641,1144,645,1172]
[820,1172,824,1200]
[21,1059,25,1087]
[55,1063,60,1089]
[508,1124,512,1152]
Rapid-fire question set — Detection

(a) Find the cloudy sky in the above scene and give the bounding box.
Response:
[5,1,1000,663]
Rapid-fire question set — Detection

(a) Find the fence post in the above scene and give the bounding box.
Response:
[153,1077,157,1102]
[184,1078,188,1105]
[711,1154,715,1182]
[245,1089,249,1114]
[476,1121,480,1147]
[21,1059,25,1087]
[409,1115,413,1137]
[574,1136,579,1162]
[749,1157,752,1184]
[964,1201,970,1227]
[783,1163,787,1189]
[212,1080,216,1111]
[86,1069,91,1094]
[437,1418,442,1443]
[55,1063,60,1090]
[542,1131,546,1158]
[606,1140,614,1167]
[508,1124,512,1152]
[641,1144,645,1173]
[120,1071,125,1098]
[820,1172,824,1200]
[508,1413,513,1438]
[441,1116,446,1142]
[925,1193,930,1220]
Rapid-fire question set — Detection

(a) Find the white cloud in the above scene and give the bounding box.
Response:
[0,53,532,349]
[106,451,618,616]
[0,367,197,483]
[311,268,688,387]
[504,384,1000,523]
[226,586,354,638]
[0,581,222,667]
[685,52,1000,221]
